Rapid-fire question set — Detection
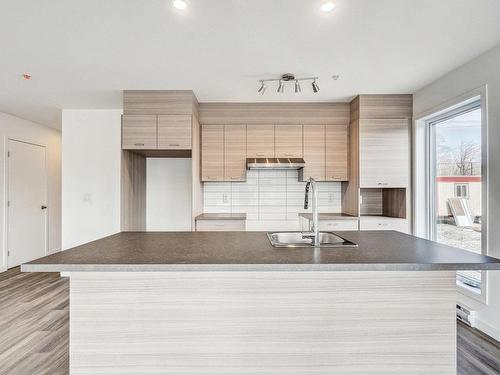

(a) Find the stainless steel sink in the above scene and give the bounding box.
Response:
[267,231,358,248]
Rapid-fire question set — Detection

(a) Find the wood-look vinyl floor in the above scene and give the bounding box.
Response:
[0,267,498,375]
[0,267,68,375]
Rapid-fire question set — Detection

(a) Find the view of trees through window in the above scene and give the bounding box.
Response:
[432,105,482,292]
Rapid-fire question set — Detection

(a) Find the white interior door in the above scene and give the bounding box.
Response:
[7,139,48,268]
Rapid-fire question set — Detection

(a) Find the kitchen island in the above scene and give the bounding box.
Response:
[22,231,500,374]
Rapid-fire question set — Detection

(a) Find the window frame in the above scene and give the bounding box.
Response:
[425,97,488,303]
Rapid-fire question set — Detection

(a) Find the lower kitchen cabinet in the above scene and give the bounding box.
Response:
[359,216,409,234]
[196,219,246,231]
[319,219,359,231]
[300,216,359,231]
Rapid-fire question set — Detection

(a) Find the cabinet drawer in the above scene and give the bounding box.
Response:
[196,220,246,231]
[359,217,409,233]
[319,220,359,231]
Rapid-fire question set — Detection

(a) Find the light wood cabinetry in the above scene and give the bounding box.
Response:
[122,115,157,149]
[302,125,325,181]
[326,124,349,181]
[201,125,224,181]
[247,125,274,158]
[359,119,409,188]
[224,125,247,181]
[275,125,303,158]
[157,115,192,149]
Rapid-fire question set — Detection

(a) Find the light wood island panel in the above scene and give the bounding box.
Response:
[70,271,456,374]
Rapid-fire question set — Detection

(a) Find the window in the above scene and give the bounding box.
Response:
[455,183,469,198]
[428,100,485,294]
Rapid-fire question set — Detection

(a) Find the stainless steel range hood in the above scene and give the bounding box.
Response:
[246,157,305,170]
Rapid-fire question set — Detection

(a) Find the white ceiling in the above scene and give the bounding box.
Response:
[1,0,500,129]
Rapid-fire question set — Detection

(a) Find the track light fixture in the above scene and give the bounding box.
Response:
[257,73,320,95]
[312,79,320,93]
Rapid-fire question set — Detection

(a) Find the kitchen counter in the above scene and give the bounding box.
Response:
[22,231,500,272]
[299,212,358,220]
[195,213,247,220]
[22,230,500,373]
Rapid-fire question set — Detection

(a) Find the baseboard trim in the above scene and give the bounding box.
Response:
[473,318,500,343]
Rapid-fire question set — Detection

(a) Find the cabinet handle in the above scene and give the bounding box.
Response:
[256,153,265,156]
[168,143,180,147]
[215,223,226,227]
[377,182,389,186]
[284,153,294,156]
[377,223,388,226]
[330,176,341,180]
[134,143,145,146]
[206,176,217,180]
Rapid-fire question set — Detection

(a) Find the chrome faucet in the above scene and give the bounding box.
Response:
[303,177,320,246]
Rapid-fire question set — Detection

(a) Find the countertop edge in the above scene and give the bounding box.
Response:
[21,263,500,273]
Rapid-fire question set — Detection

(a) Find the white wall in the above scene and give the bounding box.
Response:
[413,44,500,340]
[0,111,61,272]
[204,170,342,231]
[146,158,192,231]
[61,110,122,250]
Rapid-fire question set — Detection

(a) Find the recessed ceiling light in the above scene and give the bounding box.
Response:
[321,1,335,12]
[172,0,187,10]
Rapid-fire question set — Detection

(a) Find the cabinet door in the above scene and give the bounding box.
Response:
[326,124,349,181]
[302,125,325,181]
[247,125,274,158]
[122,115,157,149]
[201,125,224,181]
[224,125,247,181]
[275,125,303,158]
[157,115,192,150]
[359,119,409,188]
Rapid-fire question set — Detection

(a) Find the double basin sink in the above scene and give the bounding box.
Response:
[267,231,358,248]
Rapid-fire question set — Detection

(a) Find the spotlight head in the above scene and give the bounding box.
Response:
[277,80,284,93]
[295,80,301,93]
[258,82,266,95]
[312,79,320,93]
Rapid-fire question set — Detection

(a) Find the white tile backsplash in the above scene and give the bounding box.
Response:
[203,170,342,229]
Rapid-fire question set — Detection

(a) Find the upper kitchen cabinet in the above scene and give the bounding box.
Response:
[326,124,349,181]
[201,125,224,181]
[122,115,157,149]
[224,125,247,181]
[247,125,274,158]
[122,90,198,152]
[302,125,325,181]
[359,118,409,188]
[275,125,303,158]
[157,115,192,150]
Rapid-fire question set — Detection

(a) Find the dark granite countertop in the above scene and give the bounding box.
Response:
[21,231,500,272]
[299,213,359,221]
[195,213,247,220]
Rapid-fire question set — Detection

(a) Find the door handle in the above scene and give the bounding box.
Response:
[41,205,47,210]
